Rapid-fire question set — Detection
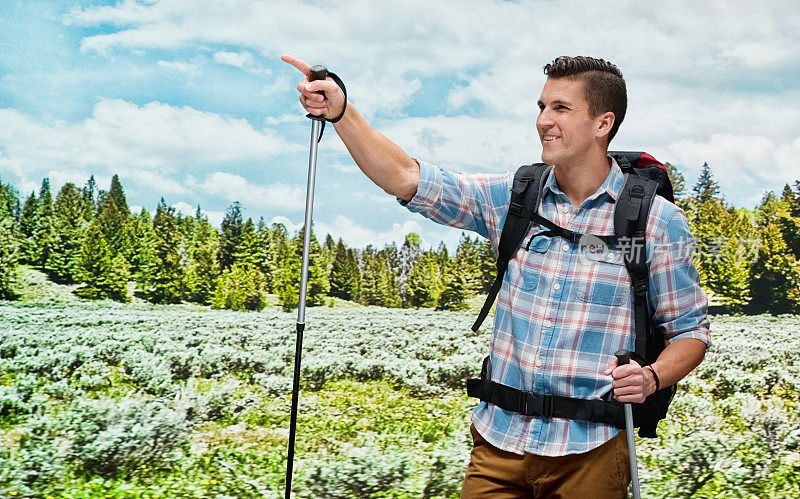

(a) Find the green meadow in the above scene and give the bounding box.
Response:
[1,270,799,498]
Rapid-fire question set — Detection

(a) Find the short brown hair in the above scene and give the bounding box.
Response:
[543,56,627,143]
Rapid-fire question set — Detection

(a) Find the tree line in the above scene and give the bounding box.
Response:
[0,174,495,311]
[0,163,799,313]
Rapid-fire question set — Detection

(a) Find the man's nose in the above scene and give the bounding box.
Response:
[536,108,554,128]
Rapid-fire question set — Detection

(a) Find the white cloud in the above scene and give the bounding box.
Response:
[381,115,540,171]
[191,171,306,211]
[667,134,800,199]
[213,50,255,68]
[0,99,294,196]
[157,59,198,74]
[172,201,196,217]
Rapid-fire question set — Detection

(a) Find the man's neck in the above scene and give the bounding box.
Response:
[552,150,611,212]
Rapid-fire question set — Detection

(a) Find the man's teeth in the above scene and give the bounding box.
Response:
[544,136,559,141]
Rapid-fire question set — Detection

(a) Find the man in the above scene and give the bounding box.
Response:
[283,54,710,497]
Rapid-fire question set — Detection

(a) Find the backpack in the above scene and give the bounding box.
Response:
[466,151,676,438]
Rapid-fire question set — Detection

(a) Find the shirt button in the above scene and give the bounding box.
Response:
[544,320,552,328]
[562,244,569,251]
[535,357,543,367]
[553,282,561,290]
[608,253,616,261]
[562,206,570,213]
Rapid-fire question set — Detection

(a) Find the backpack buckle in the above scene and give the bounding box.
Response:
[632,278,648,295]
[522,392,553,418]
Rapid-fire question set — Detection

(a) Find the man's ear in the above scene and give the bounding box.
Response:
[596,111,615,140]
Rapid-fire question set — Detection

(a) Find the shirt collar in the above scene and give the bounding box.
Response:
[542,156,625,204]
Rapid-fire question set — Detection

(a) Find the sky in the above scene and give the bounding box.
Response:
[1,0,799,251]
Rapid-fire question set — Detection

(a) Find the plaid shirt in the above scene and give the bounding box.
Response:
[402,159,710,456]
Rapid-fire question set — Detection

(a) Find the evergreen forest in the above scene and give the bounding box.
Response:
[1,162,799,314]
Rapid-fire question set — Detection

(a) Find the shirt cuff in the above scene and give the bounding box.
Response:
[397,159,442,214]
[666,321,711,348]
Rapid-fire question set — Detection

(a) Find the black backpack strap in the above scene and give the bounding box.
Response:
[472,164,551,332]
[466,356,627,428]
[614,172,658,359]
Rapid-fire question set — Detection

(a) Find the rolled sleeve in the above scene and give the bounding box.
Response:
[398,159,443,212]
[648,209,711,348]
[397,159,512,242]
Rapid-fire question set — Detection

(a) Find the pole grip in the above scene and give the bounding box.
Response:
[308,65,328,97]
[615,349,632,366]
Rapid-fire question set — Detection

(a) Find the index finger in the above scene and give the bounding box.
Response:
[281,54,311,76]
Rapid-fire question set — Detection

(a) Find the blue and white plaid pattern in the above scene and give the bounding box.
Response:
[402,159,711,456]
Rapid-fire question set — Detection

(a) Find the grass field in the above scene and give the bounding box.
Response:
[1,269,799,498]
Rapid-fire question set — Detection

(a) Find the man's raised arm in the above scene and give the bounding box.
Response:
[282,55,420,202]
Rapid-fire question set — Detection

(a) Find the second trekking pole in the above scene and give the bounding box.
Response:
[615,349,642,499]
[285,64,329,499]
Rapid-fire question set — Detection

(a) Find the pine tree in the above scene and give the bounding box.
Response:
[692,162,721,204]
[793,180,800,218]
[0,219,20,300]
[275,226,330,310]
[0,177,20,298]
[255,218,273,289]
[218,201,243,271]
[75,219,114,300]
[478,238,497,293]
[265,223,290,294]
[0,177,20,223]
[329,239,361,301]
[185,210,220,305]
[749,192,800,313]
[346,248,362,302]
[780,184,800,256]
[704,207,757,311]
[437,262,470,311]
[665,162,689,209]
[140,199,183,304]
[689,186,756,309]
[407,251,443,308]
[234,218,261,268]
[211,262,265,311]
[33,178,57,268]
[96,176,134,262]
[781,184,797,208]
[47,183,89,283]
[453,233,482,295]
[436,241,449,268]
[749,223,800,314]
[378,245,402,305]
[19,191,39,264]
[130,208,156,286]
[324,233,335,254]
[108,175,131,216]
[82,175,97,219]
[360,248,399,307]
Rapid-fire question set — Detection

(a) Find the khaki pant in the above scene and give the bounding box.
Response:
[460,425,631,498]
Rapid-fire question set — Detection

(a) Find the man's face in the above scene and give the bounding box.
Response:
[536,77,605,166]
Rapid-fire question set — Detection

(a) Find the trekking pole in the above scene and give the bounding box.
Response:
[285,64,329,499]
[614,349,641,499]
